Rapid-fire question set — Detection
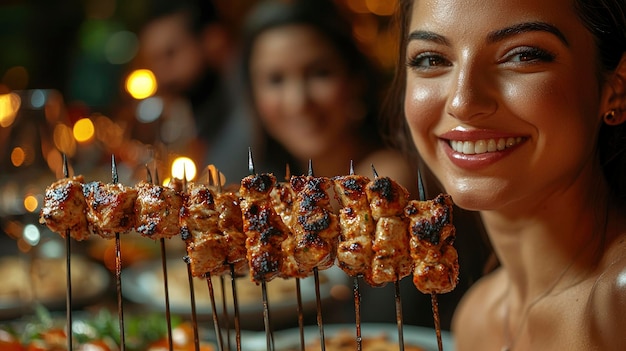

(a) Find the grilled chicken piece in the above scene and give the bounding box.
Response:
[134,180,183,240]
[180,182,228,277]
[269,181,307,278]
[39,176,90,241]
[240,173,289,283]
[404,193,459,294]
[83,181,138,238]
[365,176,412,287]
[215,190,248,275]
[332,174,375,278]
[290,175,341,274]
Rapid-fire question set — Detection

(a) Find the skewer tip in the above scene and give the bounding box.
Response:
[349,160,354,175]
[62,153,69,178]
[248,147,255,175]
[111,155,118,184]
[371,164,378,179]
[417,168,426,201]
[308,159,313,176]
[145,164,153,184]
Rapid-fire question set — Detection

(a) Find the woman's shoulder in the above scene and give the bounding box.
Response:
[586,233,626,348]
[451,268,507,350]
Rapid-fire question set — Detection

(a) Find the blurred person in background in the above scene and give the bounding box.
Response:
[240,0,437,329]
[240,0,491,331]
[136,0,256,183]
[240,0,417,193]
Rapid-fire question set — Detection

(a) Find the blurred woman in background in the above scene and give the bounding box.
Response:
[240,0,417,195]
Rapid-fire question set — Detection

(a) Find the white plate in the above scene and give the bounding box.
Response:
[241,323,455,351]
[121,259,350,324]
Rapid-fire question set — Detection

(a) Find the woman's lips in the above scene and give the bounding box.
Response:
[438,133,527,170]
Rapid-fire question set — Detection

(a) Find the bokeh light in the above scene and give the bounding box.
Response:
[136,96,163,123]
[0,92,21,128]
[105,30,138,64]
[23,195,38,213]
[53,123,77,156]
[365,0,397,16]
[73,117,95,143]
[30,89,46,109]
[171,157,196,181]
[2,66,28,90]
[10,147,25,167]
[125,69,157,100]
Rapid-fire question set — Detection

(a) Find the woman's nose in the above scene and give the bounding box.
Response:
[446,66,497,121]
[284,80,311,113]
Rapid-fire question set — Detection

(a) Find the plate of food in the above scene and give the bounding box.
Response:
[0,255,111,319]
[240,323,455,351]
[121,258,350,326]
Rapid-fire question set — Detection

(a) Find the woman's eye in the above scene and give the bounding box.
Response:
[267,73,284,86]
[506,47,555,63]
[407,53,450,69]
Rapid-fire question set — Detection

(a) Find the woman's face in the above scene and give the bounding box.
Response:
[404,0,607,210]
[250,24,359,160]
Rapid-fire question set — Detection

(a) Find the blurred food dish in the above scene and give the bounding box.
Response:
[122,258,349,324]
[0,255,110,319]
[241,323,454,351]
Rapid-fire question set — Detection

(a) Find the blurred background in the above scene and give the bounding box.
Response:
[0,3,493,348]
[0,0,399,255]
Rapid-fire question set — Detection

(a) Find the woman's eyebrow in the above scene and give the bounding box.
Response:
[486,21,569,46]
[407,30,450,46]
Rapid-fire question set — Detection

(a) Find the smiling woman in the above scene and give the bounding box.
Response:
[386,0,626,349]
[240,0,417,195]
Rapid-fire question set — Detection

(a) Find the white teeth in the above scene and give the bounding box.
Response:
[450,137,523,155]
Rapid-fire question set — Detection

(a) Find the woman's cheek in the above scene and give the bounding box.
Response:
[404,83,440,147]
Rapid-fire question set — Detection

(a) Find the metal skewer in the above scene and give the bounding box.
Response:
[346,160,363,351]
[417,169,444,351]
[307,160,326,351]
[206,272,224,350]
[248,148,275,351]
[371,164,405,351]
[282,163,306,351]
[214,170,231,351]
[353,277,362,351]
[230,263,242,351]
[62,154,73,351]
[213,167,241,350]
[180,166,201,351]
[110,155,128,350]
[394,275,405,351]
[206,167,225,351]
[147,165,174,351]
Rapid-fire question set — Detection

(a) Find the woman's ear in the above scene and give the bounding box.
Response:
[600,53,626,125]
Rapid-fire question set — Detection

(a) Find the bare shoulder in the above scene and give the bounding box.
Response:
[587,233,626,348]
[451,268,507,350]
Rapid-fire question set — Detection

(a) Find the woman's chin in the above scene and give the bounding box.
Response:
[438,187,503,212]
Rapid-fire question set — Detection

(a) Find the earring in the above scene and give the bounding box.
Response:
[603,109,619,125]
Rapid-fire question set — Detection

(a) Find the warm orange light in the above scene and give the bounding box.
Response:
[10,147,25,167]
[24,195,38,212]
[171,157,196,181]
[73,117,95,142]
[0,93,20,128]
[365,0,397,16]
[207,164,226,187]
[125,69,157,99]
[53,123,77,156]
